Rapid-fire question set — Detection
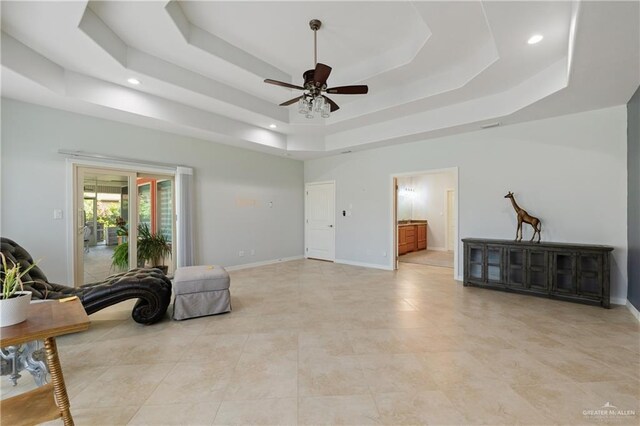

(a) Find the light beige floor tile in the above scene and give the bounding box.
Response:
[121,333,199,364]
[472,348,574,386]
[144,360,234,405]
[129,401,221,425]
[184,333,248,363]
[358,353,437,393]
[213,397,297,425]
[524,346,628,383]
[36,259,639,426]
[223,351,297,401]
[443,380,555,424]
[298,330,355,357]
[512,381,605,424]
[202,314,262,335]
[298,354,368,396]
[63,365,110,399]
[348,328,432,354]
[59,338,139,369]
[578,380,640,414]
[417,351,500,387]
[41,406,140,426]
[242,330,298,355]
[71,363,174,409]
[579,345,640,380]
[373,390,467,425]
[299,394,380,425]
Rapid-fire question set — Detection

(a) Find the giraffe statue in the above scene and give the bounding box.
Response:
[504,191,542,242]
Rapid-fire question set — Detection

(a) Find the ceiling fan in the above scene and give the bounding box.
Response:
[264,19,368,118]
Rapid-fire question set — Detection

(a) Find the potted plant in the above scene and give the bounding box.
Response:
[111,224,171,274]
[137,224,172,274]
[111,241,130,271]
[1,252,35,327]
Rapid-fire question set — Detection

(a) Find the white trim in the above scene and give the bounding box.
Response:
[444,187,456,252]
[626,300,640,321]
[335,259,394,271]
[455,275,463,282]
[176,166,193,175]
[428,247,448,252]
[59,150,182,171]
[610,297,627,306]
[224,255,304,271]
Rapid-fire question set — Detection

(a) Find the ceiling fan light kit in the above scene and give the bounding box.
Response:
[264,19,369,120]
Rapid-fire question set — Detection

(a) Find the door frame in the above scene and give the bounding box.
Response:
[66,159,176,286]
[389,167,460,280]
[304,180,336,261]
[444,188,456,252]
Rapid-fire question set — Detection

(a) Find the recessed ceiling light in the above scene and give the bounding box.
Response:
[527,34,543,45]
[127,78,140,85]
[269,124,277,129]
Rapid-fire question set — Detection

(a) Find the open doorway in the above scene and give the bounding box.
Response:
[392,168,458,277]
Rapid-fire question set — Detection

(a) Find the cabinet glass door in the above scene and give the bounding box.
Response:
[553,253,576,294]
[526,250,548,291]
[486,246,503,283]
[578,253,602,297]
[507,249,525,287]
[468,245,484,281]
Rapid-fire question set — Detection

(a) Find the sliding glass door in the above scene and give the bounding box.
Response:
[73,166,176,286]
[75,166,137,285]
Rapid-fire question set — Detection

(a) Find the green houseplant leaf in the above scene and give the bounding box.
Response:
[1,252,37,299]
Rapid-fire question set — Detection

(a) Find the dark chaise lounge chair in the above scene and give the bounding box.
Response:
[1,237,172,325]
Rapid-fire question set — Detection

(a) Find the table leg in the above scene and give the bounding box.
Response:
[43,337,74,426]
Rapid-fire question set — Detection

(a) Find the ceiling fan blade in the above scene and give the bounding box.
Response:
[279,96,303,107]
[264,79,304,90]
[314,63,332,87]
[326,85,369,95]
[322,95,340,112]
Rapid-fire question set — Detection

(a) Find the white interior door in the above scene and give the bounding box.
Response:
[305,182,335,261]
[446,189,456,251]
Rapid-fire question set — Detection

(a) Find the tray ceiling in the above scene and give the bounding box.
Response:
[1,1,638,159]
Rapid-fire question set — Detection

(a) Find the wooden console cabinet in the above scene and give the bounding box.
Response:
[398,223,427,255]
[462,239,613,308]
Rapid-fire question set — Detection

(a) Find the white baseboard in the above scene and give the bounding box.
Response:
[610,297,628,306]
[334,259,394,271]
[428,247,448,252]
[455,275,463,282]
[626,300,640,321]
[225,255,304,271]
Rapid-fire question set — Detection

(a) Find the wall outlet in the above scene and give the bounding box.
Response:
[250,249,255,256]
[382,251,387,257]
[53,209,63,220]
[238,250,245,257]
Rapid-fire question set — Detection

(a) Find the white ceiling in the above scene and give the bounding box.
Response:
[1,1,638,160]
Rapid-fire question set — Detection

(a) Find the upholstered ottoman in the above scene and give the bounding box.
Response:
[172,265,231,320]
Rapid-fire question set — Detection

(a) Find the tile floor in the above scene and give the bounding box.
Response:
[399,250,454,268]
[83,244,116,284]
[2,259,639,425]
